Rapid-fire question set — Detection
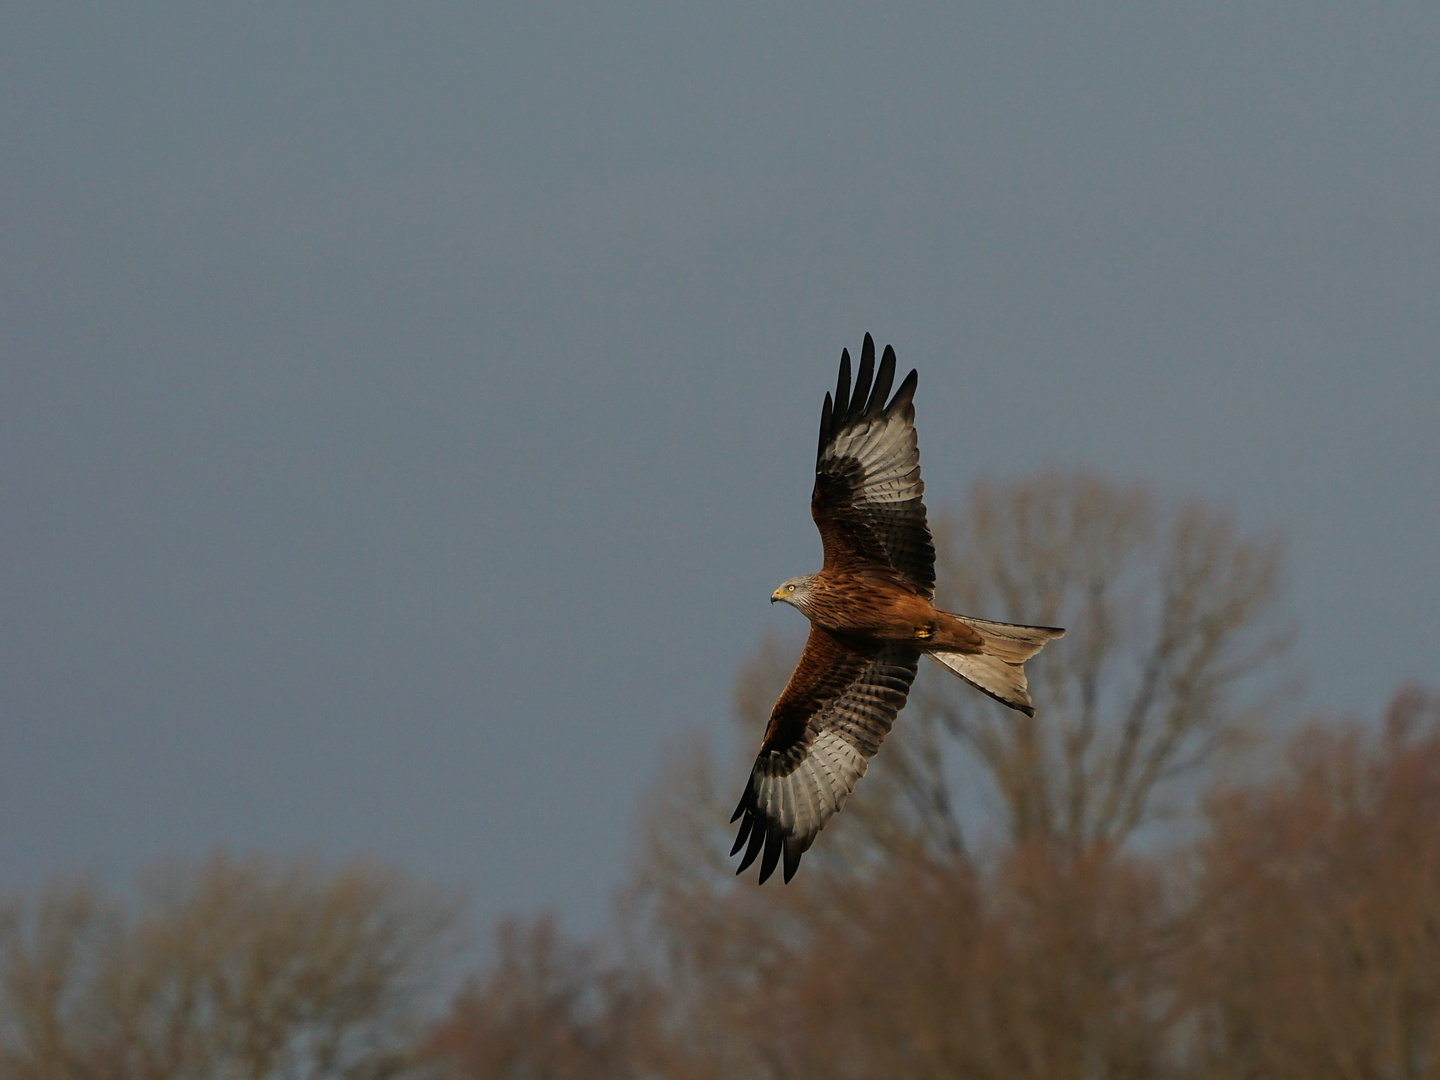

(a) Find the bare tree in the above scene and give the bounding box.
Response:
[422,915,672,1080]
[628,789,1184,1080]
[862,471,1289,860]
[0,851,453,1080]
[436,690,1440,1080]
[765,846,1182,1080]
[1185,687,1440,1079]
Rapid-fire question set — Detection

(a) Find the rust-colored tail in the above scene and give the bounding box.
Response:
[926,614,1065,716]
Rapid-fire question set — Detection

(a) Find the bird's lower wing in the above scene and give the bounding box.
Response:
[731,627,920,883]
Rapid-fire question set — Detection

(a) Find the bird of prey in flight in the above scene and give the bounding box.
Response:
[731,335,1064,883]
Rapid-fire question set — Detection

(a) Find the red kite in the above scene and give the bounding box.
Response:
[731,335,1064,883]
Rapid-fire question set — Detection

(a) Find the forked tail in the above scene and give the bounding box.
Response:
[926,614,1065,716]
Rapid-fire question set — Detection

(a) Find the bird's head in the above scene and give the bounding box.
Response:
[771,575,817,611]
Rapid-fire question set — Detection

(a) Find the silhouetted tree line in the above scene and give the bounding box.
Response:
[4,475,1437,1079]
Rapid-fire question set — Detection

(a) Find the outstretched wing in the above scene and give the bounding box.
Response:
[730,627,920,883]
[813,334,936,598]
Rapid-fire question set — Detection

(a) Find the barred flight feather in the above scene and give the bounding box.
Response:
[732,638,919,883]
[813,338,934,598]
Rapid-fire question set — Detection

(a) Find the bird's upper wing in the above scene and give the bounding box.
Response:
[730,626,920,883]
[812,334,936,598]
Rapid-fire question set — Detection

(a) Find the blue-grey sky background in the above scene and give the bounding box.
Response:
[3,5,1437,935]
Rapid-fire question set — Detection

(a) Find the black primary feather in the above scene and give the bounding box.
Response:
[759,827,783,884]
[816,392,833,465]
[850,335,875,422]
[867,346,896,418]
[782,840,801,883]
[737,813,767,873]
[833,348,851,426]
[730,789,749,824]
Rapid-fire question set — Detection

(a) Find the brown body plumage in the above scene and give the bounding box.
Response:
[730,335,1064,884]
[795,572,982,651]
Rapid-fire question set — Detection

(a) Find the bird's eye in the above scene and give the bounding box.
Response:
[787,583,797,592]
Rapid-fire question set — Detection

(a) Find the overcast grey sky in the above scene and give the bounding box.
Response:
[3,4,1437,934]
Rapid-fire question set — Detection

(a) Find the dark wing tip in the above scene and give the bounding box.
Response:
[850,335,876,422]
[730,789,749,824]
[826,339,912,434]
[782,838,803,883]
[833,349,852,423]
[730,781,803,884]
[865,346,896,419]
[758,827,784,884]
[730,785,755,855]
[735,812,767,874]
[888,367,919,415]
[817,392,833,464]
[816,340,918,474]
[730,814,753,856]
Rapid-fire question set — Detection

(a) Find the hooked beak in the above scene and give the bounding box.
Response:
[770,588,783,603]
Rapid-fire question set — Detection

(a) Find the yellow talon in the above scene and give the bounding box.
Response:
[916,623,935,640]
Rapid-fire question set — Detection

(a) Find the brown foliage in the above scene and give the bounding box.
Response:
[0,851,452,1080]
[768,849,1178,1080]
[1186,686,1440,1079]
[567,841,1178,1080]
[455,689,1439,1080]
[422,915,669,1080]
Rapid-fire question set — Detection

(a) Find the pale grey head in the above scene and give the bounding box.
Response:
[770,574,819,613]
